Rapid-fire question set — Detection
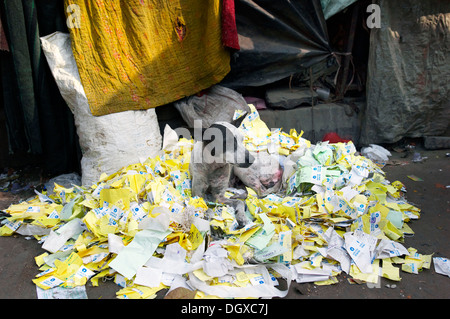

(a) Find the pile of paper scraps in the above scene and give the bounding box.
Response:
[0,104,446,299]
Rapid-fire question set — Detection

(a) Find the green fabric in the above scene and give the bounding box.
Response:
[0,0,81,174]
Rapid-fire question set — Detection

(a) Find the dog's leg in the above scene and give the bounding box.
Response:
[212,188,249,227]
[206,165,250,227]
[231,199,249,227]
[191,167,209,199]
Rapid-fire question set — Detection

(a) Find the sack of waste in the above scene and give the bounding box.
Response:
[174,85,250,128]
[40,32,162,187]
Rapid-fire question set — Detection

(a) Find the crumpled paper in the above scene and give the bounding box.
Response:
[0,104,436,299]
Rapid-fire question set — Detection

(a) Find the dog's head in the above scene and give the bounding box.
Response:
[200,117,254,167]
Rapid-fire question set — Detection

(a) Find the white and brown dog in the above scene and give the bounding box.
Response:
[189,117,254,226]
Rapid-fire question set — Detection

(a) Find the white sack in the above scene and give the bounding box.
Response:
[40,32,162,186]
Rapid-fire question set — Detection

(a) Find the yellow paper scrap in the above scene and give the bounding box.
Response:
[239,225,260,243]
[382,259,401,281]
[35,253,49,267]
[193,269,214,282]
[225,244,245,265]
[350,260,380,284]
[187,224,204,251]
[116,283,165,299]
[100,188,132,210]
[315,276,338,285]
[90,269,110,287]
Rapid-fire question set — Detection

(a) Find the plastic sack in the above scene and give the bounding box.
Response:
[40,32,162,186]
[360,144,392,166]
[174,85,250,128]
[44,173,81,195]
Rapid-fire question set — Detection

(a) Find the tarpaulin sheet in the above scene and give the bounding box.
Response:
[320,0,358,20]
[361,0,450,145]
[65,0,230,116]
[0,0,81,175]
[221,0,332,88]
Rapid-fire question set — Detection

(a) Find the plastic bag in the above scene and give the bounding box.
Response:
[360,144,392,167]
[174,85,250,128]
[44,173,81,195]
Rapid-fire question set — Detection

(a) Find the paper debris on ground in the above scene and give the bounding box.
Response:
[1,104,436,299]
[433,257,450,278]
[36,285,88,299]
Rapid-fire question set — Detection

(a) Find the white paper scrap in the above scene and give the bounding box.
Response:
[344,230,377,273]
[144,243,203,275]
[293,264,332,283]
[138,211,170,232]
[254,243,287,262]
[108,233,125,254]
[202,244,233,277]
[42,218,84,253]
[162,124,180,151]
[327,246,351,274]
[375,239,409,259]
[74,265,95,282]
[340,186,359,202]
[188,264,291,298]
[323,227,351,274]
[109,229,171,279]
[36,285,88,299]
[433,257,450,278]
[16,224,51,236]
[165,274,192,294]
[135,266,163,288]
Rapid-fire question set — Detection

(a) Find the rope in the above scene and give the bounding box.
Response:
[331,51,356,96]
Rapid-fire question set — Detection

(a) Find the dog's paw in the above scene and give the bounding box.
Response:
[234,201,251,229]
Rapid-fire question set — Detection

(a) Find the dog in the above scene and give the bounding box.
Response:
[189,117,254,226]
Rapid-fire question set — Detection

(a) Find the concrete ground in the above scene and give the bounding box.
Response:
[0,144,449,299]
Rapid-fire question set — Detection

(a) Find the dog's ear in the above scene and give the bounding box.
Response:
[200,127,211,143]
[231,113,247,128]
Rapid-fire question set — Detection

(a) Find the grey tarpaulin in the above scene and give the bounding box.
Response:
[360,0,450,145]
[221,0,333,88]
[320,0,358,20]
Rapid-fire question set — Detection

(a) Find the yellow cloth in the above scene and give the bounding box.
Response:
[65,0,230,116]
